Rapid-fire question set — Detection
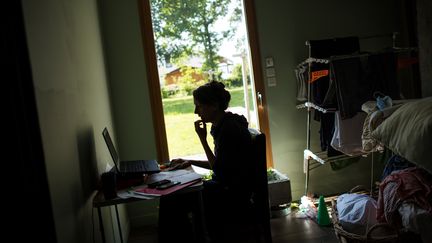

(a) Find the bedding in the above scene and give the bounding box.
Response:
[398,202,432,243]
[361,102,404,153]
[336,193,378,235]
[377,167,432,241]
[371,97,432,174]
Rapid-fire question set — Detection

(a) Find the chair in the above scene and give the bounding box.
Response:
[206,128,272,243]
[248,128,272,243]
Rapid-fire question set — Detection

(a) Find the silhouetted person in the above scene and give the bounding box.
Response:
[159,81,254,242]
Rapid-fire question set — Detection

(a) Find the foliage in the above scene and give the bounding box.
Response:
[267,168,278,182]
[151,0,193,65]
[176,66,206,95]
[225,64,244,87]
[161,84,180,98]
[202,170,214,180]
[151,0,242,71]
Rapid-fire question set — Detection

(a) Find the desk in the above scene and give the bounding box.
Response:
[93,181,203,243]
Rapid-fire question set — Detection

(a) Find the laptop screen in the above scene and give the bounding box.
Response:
[102,127,120,170]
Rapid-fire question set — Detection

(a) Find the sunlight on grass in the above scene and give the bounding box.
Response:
[162,95,194,115]
[163,87,252,114]
[165,113,215,158]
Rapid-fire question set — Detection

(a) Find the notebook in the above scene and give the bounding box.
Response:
[102,127,160,176]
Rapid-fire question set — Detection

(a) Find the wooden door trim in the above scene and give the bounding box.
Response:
[244,0,274,167]
[137,0,169,163]
[137,0,273,167]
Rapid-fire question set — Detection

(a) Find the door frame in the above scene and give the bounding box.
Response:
[137,0,273,167]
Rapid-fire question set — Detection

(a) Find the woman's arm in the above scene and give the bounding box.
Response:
[168,120,215,170]
[170,158,211,169]
[190,159,211,169]
[195,120,215,168]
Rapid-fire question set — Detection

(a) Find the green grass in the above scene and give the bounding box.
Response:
[162,95,194,115]
[163,87,254,158]
[164,113,210,158]
[163,87,253,114]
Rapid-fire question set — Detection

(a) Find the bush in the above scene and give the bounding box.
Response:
[176,66,206,96]
[161,84,180,98]
[225,64,246,88]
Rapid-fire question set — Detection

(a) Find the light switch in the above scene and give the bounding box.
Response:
[268,77,277,87]
[265,57,274,67]
[266,67,276,77]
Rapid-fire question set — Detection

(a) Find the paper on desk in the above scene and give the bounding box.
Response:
[191,165,212,176]
[134,180,201,196]
[117,169,203,199]
[146,168,203,185]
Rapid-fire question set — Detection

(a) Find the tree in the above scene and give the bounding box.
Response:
[151,0,241,72]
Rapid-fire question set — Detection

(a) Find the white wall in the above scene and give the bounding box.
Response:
[253,0,407,199]
[22,0,120,242]
[97,0,161,229]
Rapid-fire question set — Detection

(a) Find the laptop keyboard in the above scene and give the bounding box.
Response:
[123,161,147,172]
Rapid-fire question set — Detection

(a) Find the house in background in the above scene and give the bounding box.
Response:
[160,57,205,86]
[159,56,234,87]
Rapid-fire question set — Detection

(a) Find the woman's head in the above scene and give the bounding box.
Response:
[193,81,231,122]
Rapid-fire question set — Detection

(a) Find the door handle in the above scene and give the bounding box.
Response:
[257,92,263,107]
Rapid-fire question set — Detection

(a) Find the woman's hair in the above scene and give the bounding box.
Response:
[193,81,231,111]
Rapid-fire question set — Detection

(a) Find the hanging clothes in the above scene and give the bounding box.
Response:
[308,36,360,156]
[331,111,367,156]
[309,36,360,108]
[326,51,400,120]
[295,57,329,102]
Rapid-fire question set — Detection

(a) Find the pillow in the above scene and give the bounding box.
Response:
[371,97,432,174]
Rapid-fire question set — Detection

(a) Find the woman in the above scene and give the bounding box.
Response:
[171,80,254,198]
[161,81,255,242]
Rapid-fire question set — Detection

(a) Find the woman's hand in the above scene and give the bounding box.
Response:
[167,158,191,170]
[194,120,207,141]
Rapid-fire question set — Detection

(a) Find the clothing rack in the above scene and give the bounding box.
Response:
[296,57,329,68]
[296,102,336,114]
[305,32,398,47]
[297,33,409,195]
[329,47,418,61]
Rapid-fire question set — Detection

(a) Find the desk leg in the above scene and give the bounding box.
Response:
[114,205,124,243]
[97,207,106,243]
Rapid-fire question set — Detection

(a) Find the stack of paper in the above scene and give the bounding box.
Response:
[117,168,203,199]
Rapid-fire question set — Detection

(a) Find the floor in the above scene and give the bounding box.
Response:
[127,208,340,243]
[270,209,339,243]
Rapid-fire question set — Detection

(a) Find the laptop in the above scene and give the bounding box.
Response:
[102,127,160,177]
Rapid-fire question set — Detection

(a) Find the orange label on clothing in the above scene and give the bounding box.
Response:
[310,70,329,83]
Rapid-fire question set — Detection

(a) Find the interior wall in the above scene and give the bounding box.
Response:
[417,0,432,97]
[97,0,158,162]
[252,0,407,199]
[21,0,118,242]
[97,0,160,229]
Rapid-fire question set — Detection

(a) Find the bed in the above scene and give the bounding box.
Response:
[368,97,432,242]
[370,97,432,174]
